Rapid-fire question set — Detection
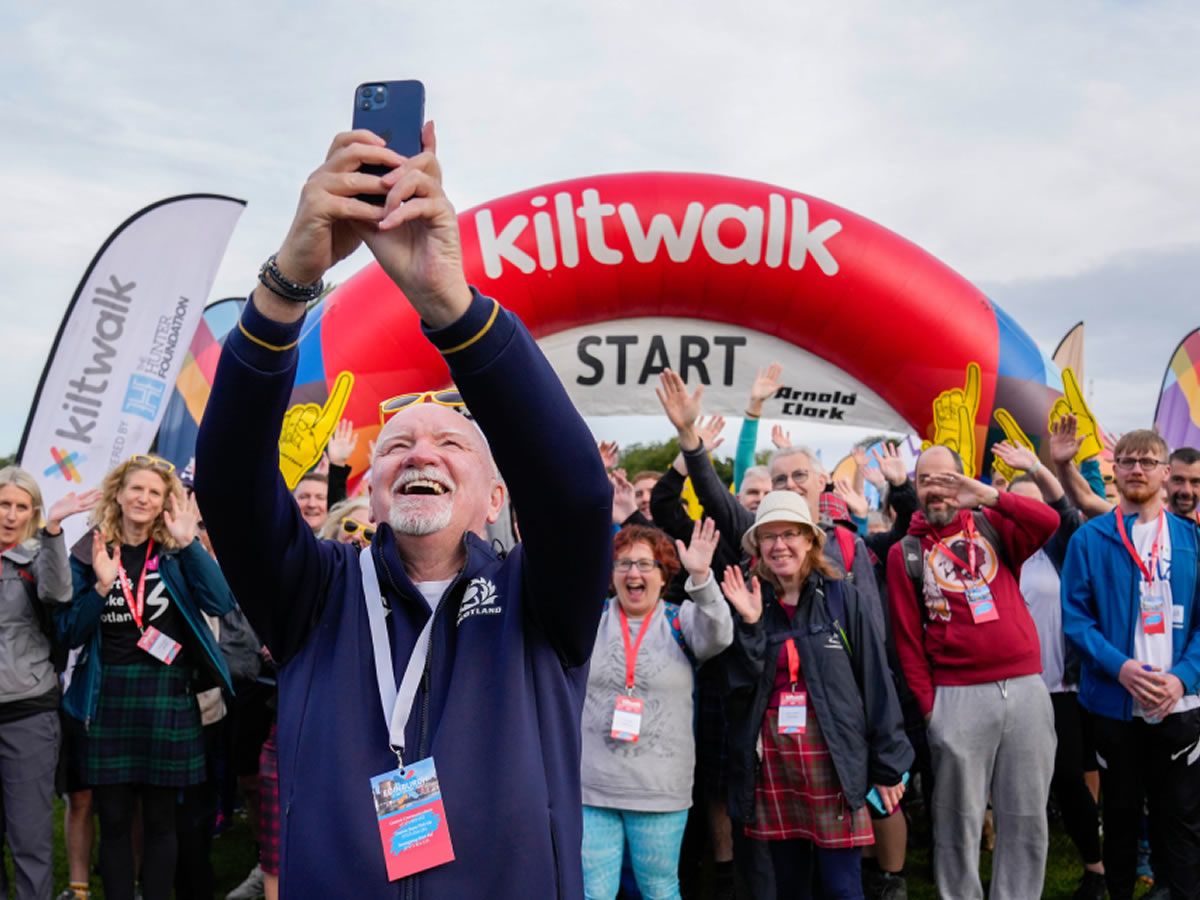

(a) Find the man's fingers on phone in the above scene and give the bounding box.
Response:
[325,130,387,161]
[378,197,443,231]
[382,150,444,187]
[380,169,443,212]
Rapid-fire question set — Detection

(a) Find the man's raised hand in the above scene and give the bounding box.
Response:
[365,122,472,327]
[656,369,704,447]
[327,419,359,467]
[746,363,783,417]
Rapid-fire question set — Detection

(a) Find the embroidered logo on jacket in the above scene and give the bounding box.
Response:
[457,577,502,625]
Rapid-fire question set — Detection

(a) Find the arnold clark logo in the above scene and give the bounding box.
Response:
[457,577,502,626]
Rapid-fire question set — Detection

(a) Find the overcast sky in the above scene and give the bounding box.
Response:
[3,1,1197,463]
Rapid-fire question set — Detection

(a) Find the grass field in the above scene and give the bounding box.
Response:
[5,800,1155,898]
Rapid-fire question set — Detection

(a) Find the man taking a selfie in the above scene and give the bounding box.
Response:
[195,124,612,898]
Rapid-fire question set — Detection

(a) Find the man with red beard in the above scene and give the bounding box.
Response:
[886,444,1059,900]
[1062,430,1200,899]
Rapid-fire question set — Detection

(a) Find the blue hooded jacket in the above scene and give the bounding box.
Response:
[194,290,612,899]
[1061,509,1200,721]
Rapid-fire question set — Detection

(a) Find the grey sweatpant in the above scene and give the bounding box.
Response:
[927,675,1055,900]
[0,710,60,900]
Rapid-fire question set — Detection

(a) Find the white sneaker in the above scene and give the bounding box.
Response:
[226,865,265,900]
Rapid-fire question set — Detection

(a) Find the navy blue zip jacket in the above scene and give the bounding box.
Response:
[59,537,236,724]
[194,289,612,899]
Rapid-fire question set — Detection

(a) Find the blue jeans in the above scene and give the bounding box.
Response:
[581,806,688,900]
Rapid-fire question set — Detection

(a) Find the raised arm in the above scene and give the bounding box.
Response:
[195,129,411,662]
[676,518,734,661]
[734,363,781,489]
[1050,415,1113,520]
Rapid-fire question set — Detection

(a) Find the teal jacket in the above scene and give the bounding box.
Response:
[1061,510,1200,721]
[59,537,235,725]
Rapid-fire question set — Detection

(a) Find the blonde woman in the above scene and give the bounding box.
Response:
[59,455,235,900]
[318,496,374,547]
[0,466,97,900]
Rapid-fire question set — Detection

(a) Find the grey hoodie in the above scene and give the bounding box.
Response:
[0,531,70,703]
[581,574,734,812]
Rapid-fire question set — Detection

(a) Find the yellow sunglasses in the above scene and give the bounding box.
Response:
[129,454,176,474]
[378,390,467,426]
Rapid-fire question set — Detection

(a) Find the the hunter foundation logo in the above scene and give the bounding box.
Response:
[56,275,137,446]
[774,385,858,421]
[43,447,85,483]
[476,190,843,279]
[457,577,502,626]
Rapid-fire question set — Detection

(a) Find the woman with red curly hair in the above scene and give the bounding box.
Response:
[580,519,734,900]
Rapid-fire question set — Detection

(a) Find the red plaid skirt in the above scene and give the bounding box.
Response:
[744,707,873,847]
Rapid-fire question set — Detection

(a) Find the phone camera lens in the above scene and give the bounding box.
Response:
[361,87,372,98]
[360,100,370,110]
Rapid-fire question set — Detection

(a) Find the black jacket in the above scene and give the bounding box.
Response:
[725,573,913,823]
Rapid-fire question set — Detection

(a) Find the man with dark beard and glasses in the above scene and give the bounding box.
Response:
[886,445,1058,900]
[1062,430,1200,899]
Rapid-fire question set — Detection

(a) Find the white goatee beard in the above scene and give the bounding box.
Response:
[388,502,453,536]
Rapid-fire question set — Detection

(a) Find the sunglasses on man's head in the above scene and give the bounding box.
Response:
[341,518,376,542]
[129,454,176,474]
[378,390,469,426]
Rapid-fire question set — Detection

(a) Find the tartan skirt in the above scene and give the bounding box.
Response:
[82,660,206,788]
[745,707,873,848]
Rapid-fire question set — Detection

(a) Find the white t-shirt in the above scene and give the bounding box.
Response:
[1130,516,1199,717]
[1021,549,1071,693]
[415,579,454,611]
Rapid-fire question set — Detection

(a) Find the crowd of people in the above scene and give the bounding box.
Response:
[2,123,1199,900]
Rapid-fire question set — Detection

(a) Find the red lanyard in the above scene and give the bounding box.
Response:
[933,516,980,582]
[618,604,655,694]
[785,638,800,688]
[1114,510,1164,584]
[115,539,154,632]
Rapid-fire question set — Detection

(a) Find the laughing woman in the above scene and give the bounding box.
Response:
[58,455,235,900]
[581,519,734,900]
[0,467,98,900]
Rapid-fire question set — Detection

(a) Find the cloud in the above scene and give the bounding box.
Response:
[2,1,1198,455]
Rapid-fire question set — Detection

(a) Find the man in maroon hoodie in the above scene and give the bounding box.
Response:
[886,445,1058,900]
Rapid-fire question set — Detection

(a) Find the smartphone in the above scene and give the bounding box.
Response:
[866,771,910,816]
[351,80,425,205]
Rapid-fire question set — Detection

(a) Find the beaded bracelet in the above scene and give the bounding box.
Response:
[258,254,325,304]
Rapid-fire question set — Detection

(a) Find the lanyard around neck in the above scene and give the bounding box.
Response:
[1114,509,1165,584]
[360,547,446,769]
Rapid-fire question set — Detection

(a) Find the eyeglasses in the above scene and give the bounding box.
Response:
[1114,456,1166,472]
[613,558,660,573]
[771,469,810,489]
[129,454,176,474]
[758,529,806,547]
[379,390,468,426]
[341,518,376,542]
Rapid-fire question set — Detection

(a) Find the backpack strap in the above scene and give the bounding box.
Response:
[901,534,924,599]
[662,602,696,666]
[833,526,856,582]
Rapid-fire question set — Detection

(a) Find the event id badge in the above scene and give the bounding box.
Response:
[137,626,181,665]
[1141,582,1167,635]
[370,757,455,881]
[611,695,644,742]
[965,584,999,624]
[778,692,807,734]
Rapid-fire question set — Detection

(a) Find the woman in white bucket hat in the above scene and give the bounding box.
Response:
[720,491,912,899]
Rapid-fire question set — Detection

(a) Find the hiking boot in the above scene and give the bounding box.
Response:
[876,871,908,900]
[1072,870,1107,900]
[226,865,265,900]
